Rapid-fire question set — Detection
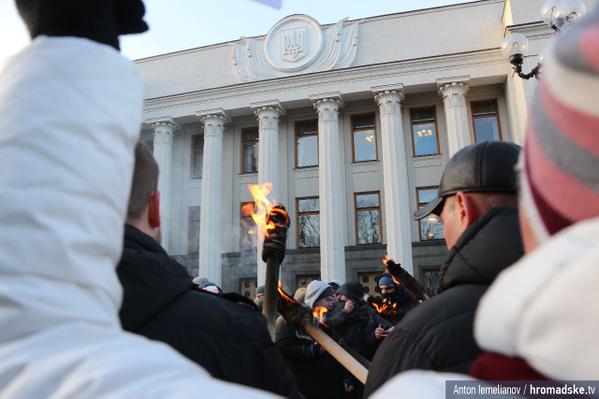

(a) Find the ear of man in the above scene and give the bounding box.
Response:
[455,192,480,230]
[456,192,517,230]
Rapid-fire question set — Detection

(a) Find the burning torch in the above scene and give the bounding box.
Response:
[383,256,429,301]
[243,183,290,335]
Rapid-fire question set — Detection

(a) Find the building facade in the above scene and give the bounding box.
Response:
[137,0,593,297]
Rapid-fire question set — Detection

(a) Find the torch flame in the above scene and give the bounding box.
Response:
[244,183,289,238]
[312,306,328,326]
[372,302,388,314]
[382,255,401,286]
[277,280,297,304]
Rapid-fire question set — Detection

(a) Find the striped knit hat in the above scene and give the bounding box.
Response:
[521,4,599,241]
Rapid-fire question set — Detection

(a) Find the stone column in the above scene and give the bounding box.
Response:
[251,101,285,286]
[149,117,176,251]
[373,85,414,275]
[310,92,346,283]
[196,109,228,286]
[438,76,471,157]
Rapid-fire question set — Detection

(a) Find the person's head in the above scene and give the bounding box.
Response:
[127,143,161,242]
[328,281,340,293]
[440,192,517,249]
[376,274,397,299]
[254,285,265,305]
[414,141,520,250]
[336,282,365,305]
[517,8,599,253]
[305,280,336,310]
[293,287,307,305]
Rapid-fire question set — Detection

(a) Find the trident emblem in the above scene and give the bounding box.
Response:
[282,27,306,62]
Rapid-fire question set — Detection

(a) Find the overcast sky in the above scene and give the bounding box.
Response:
[0,0,475,67]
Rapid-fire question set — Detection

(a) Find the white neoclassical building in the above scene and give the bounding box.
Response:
[137,0,595,297]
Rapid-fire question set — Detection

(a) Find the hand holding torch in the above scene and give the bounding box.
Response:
[261,205,290,334]
[383,256,429,301]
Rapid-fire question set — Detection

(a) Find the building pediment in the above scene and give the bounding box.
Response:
[233,14,360,81]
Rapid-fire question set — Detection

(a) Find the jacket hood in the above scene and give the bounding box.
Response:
[118,225,193,331]
[475,217,599,379]
[439,207,523,293]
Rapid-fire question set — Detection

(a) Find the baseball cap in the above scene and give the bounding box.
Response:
[413,141,521,220]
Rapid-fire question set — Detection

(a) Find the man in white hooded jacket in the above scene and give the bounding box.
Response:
[0,1,272,397]
[371,3,599,397]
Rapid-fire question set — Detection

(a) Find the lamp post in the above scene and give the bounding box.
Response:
[501,0,586,80]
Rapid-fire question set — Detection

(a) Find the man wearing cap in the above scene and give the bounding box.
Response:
[371,273,418,325]
[365,141,525,396]
[305,280,337,311]
[254,285,265,310]
[304,280,361,397]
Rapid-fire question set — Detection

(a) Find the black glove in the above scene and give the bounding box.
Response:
[15,0,148,50]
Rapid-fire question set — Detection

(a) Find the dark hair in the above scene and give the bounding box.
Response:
[127,142,159,220]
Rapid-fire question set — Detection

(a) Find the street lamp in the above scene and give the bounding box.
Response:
[502,0,586,80]
[543,0,587,31]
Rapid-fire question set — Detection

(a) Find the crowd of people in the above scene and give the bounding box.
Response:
[1,0,598,398]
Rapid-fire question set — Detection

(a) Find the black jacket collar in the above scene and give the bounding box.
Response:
[118,224,193,331]
[123,224,168,255]
[439,207,524,293]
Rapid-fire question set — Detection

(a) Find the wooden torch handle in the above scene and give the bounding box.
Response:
[303,322,369,385]
[262,257,280,338]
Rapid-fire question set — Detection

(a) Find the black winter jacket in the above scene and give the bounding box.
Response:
[117,225,300,398]
[328,300,393,361]
[365,208,524,397]
[275,315,348,399]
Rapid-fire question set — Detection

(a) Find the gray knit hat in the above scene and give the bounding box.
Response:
[305,280,333,309]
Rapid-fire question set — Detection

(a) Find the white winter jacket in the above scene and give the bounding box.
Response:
[371,217,599,398]
[474,217,599,380]
[0,37,273,398]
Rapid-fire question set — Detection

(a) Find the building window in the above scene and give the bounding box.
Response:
[416,187,444,241]
[296,120,318,168]
[471,100,502,143]
[241,127,259,174]
[240,202,257,251]
[188,206,201,254]
[297,197,320,248]
[191,134,203,179]
[411,107,439,157]
[352,114,377,162]
[355,192,382,245]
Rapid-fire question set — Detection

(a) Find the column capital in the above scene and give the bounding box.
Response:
[251,100,286,118]
[373,84,405,105]
[196,108,230,125]
[309,92,343,110]
[145,117,177,130]
[437,76,470,98]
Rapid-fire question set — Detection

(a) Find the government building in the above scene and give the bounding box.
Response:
[136,0,580,297]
